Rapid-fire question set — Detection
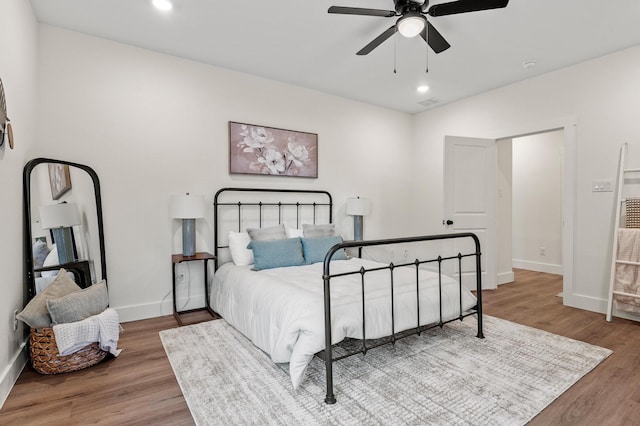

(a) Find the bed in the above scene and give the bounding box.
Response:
[212,187,483,404]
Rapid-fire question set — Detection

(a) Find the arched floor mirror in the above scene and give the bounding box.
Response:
[23,158,107,299]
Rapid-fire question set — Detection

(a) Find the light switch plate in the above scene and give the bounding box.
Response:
[592,179,613,192]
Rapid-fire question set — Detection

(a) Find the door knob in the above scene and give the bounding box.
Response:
[443,219,454,225]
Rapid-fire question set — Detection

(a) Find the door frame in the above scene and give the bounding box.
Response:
[488,116,577,305]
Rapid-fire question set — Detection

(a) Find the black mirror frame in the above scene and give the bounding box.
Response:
[23,158,107,300]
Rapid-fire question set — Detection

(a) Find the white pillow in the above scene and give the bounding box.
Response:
[41,244,59,277]
[285,227,304,238]
[228,231,254,266]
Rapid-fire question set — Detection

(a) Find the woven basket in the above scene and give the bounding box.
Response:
[29,327,107,375]
[626,197,640,228]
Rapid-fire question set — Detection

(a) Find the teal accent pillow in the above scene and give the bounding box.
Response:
[301,236,347,264]
[247,237,305,270]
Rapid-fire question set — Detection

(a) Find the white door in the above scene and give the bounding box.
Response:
[443,136,497,290]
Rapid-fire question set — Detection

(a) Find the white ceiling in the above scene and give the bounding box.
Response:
[29,0,640,114]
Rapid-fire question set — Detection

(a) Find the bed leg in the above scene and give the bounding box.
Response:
[474,243,485,339]
[324,346,336,404]
[475,288,484,339]
[476,313,485,339]
[325,392,336,404]
[324,271,337,404]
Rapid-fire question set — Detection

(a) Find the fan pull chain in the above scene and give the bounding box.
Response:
[426,42,429,73]
[393,33,397,74]
[425,26,429,73]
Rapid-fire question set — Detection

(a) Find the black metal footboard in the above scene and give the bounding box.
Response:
[321,232,483,404]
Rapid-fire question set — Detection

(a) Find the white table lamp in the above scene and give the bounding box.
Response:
[40,202,81,264]
[346,197,370,241]
[170,193,205,257]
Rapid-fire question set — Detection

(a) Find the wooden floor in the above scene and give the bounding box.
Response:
[1,269,640,425]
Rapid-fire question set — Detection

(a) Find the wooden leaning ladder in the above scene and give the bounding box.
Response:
[606,143,640,321]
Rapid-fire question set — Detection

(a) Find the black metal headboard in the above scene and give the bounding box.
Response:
[213,187,333,269]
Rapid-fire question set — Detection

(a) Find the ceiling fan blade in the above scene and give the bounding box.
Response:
[421,22,450,54]
[357,25,397,55]
[328,6,395,17]
[428,0,509,17]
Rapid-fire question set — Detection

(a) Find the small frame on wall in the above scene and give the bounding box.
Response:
[229,121,318,178]
[48,163,72,200]
[0,77,14,150]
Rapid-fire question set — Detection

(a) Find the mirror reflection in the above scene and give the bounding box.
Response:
[25,159,106,298]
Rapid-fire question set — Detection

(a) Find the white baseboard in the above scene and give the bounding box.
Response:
[115,301,170,323]
[563,292,640,323]
[562,292,609,314]
[0,341,28,410]
[498,270,515,285]
[115,294,206,323]
[512,259,562,275]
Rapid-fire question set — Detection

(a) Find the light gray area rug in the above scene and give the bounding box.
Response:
[159,316,612,425]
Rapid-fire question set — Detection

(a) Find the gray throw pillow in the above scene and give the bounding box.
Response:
[302,223,336,238]
[247,224,286,241]
[47,280,109,325]
[16,269,81,328]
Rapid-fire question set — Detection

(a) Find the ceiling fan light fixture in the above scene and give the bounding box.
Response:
[397,14,425,38]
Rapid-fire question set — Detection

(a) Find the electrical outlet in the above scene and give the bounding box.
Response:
[539,247,546,256]
[12,309,19,332]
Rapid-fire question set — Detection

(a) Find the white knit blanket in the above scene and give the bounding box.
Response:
[53,308,120,356]
[615,228,640,313]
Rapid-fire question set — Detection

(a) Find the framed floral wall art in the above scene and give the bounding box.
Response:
[229,121,318,178]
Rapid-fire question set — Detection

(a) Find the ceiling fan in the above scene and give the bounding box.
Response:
[328,0,509,55]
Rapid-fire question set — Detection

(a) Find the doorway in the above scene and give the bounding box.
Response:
[497,130,564,284]
[444,116,576,303]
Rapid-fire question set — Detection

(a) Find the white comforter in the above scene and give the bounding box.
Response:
[211,258,477,388]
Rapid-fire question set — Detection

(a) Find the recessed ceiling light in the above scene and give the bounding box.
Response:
[152,0,173,11]
[522,59,537,69]
[417,85,430,93]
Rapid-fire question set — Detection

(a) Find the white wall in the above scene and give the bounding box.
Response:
[412,46,640,313]
[512,132,563,274]
[36,25,414,322]
[0,0,39,408]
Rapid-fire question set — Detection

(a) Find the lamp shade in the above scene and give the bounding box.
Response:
[169,193,205,219]
[346,197,371,216]
[39,203,81,229]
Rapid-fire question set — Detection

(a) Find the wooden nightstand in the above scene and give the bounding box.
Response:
[171,252,219,326]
